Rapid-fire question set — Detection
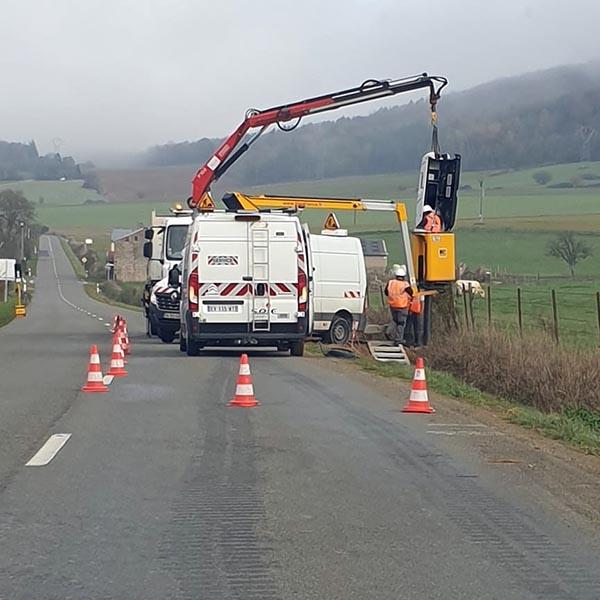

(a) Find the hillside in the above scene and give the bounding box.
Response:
[140,61,600,184]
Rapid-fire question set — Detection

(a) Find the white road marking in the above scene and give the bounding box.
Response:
[97,317,103,321]
[103,374,114,385]
[91,314,97,317]
[26,433,72,466]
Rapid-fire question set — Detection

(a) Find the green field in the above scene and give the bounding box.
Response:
[0,179,103,206]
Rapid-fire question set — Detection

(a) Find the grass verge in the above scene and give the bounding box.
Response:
[83,283,143,313]
[0,297,17,328]
[59,236,86,279]
[307,343,600,455]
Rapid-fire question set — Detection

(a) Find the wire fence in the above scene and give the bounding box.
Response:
[457,283,600,347]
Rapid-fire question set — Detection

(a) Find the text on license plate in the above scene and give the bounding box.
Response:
[206,305,240,313]
[163,312,179,320]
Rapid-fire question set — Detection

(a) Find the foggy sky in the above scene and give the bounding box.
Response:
[2,0,599,161]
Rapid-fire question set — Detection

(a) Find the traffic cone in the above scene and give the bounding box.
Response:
[82,345,109,393]
[402,357,435,414]
[107,333,128,377]
[228,354,259,407]
[119,322,130,356]
[111,314,122,334]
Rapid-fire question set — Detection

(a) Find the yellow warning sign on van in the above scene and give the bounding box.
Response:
[198,193,216,211]
[323,212,340,230]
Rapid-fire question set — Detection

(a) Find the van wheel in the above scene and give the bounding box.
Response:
[290,339,305,357]
[186,336,201,356]
[326,315,352,345]
[179,334,187,352]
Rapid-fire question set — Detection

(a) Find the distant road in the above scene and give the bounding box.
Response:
[0,236,599,599]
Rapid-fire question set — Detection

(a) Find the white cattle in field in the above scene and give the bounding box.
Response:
[455,279,485,298]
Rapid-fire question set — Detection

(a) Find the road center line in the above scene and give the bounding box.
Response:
[26,433,72,466]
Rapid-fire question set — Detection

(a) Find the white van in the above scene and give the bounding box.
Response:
[309,232,367,345]
[178,212,309,356]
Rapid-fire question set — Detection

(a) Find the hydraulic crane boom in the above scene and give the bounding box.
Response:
[222,192,417,287]
[189,73,448,208]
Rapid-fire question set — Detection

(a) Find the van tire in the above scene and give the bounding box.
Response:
[179,334,187,352]
[290,339,305,357]
[325,314,352,345]
[186,337,201,356]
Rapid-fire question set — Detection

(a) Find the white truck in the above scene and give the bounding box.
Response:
[142,208,192,339]
[172,210,367,356]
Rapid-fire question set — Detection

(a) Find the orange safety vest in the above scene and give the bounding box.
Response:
[424,212,442,233]
[409,295,423,314]
[387,279,411,309]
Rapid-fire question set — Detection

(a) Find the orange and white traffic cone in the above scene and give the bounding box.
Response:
[119,322,130,356]
[402,357,435,414]
[82,345,109,393]
[107,333,128,377]
[111,314,123,334]
[228,354,259,407]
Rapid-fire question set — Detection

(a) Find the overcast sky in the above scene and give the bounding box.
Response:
[1,0,600,160]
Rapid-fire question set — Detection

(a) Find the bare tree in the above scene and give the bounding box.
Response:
[546,232,592,277]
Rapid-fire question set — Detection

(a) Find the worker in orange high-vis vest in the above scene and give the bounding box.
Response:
[419,204,442,233]
[384,264,413,345]
[405,293,423,347]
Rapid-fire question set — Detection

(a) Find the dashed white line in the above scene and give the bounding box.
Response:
[26,433,72,466]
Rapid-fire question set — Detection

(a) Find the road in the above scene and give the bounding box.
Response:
[0,235,599,599]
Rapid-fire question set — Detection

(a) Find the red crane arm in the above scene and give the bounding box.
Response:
[190,73,447,208]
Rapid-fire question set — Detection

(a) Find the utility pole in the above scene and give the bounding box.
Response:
[19,222,25,263]
[479,180,485,223]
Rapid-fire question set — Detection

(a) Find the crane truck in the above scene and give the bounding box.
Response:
[169,73,460,355]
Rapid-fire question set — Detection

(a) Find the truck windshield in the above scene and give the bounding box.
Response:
[165,224,188,260]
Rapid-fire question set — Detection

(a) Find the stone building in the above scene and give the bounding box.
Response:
[112,227,146,282]
[359,238,388,271]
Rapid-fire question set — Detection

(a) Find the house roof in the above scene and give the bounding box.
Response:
[111,227,143,242]
[360,238,388,257]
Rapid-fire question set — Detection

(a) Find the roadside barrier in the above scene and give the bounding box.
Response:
[402,357,435,414]
[229,354,259,408]
[107,332,128,377]
[82,345,109,393]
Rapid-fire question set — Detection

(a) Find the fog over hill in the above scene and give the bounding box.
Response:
[140,61,600,184]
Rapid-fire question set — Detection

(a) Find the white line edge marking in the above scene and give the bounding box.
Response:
[26,433,72,466]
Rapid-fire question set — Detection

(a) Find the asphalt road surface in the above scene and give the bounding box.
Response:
[0,235,599,599]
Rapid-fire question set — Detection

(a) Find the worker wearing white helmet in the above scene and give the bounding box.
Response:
[419,204,442,233]
[385,264,413,345]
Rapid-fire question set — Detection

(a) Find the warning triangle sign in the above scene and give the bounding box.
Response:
[324,212,340,230]
[198,193,216,211]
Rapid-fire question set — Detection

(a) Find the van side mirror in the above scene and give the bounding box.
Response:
[168,266,181,287]
[144,228,154,240]
[143,241,153,259]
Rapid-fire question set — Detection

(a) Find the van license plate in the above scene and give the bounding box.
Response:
[163,312,179,320]
[206,305,239,313]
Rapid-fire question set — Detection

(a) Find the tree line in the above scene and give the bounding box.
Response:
[142,62,600,184]
[0,140,82,182]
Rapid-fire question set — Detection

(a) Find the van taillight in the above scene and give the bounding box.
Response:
[189,270,199,311]
[298,270,307,311]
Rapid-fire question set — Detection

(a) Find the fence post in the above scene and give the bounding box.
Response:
[596,291,600,346]
[517,287,523,337]
[378,282,385,308]
[487,285,492,327]
[462,289,469,330]
[467,285,476,329]
[551,289,559,344]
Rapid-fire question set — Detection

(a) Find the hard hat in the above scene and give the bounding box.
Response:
[393,264,407,277]
[422,204,434,213]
